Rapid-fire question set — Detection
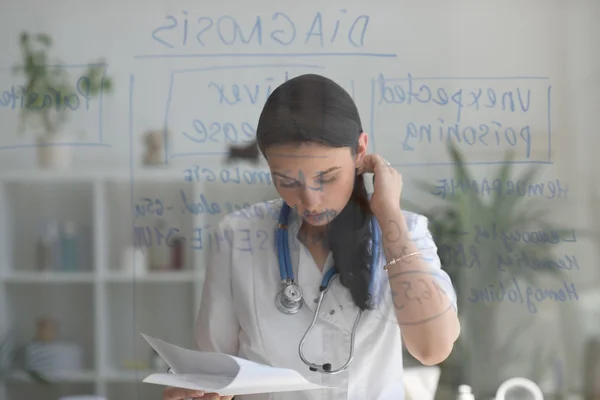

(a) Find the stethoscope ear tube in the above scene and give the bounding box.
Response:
[275,202,380,374]
[296,275,363,375]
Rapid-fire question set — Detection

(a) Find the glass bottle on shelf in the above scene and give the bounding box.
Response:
[60,221,78,272]
[149,218,169,272]
[36,221,60,272]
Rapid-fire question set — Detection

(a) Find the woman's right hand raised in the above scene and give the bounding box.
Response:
[163,386,233,400]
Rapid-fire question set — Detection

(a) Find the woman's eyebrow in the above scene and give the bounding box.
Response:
[271,167,341,180]
[313,167,341,178]
[271,171,294,180]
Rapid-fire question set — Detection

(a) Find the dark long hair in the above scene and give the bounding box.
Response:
[227,73,374,311]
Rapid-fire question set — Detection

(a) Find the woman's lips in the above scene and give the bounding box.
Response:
[304,211,328,221]
[301,209,338,222]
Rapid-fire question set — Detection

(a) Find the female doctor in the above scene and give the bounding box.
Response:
[163,74,460,400]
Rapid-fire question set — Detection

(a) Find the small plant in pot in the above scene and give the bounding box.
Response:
[12,32,113,169]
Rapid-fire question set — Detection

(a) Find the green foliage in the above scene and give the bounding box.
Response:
[11,32,113,136]
[404,141,572,297]
[402,141,577,382]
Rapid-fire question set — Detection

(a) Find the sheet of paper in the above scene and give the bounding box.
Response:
[141,333,334,396]
[145,372,234,388]
[141,333,237,377]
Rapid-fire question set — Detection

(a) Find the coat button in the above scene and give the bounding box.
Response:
[329,309,335,315]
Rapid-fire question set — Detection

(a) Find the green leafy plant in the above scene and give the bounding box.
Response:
[408,143,572,293]
[403,141,576,388]
[11,32,113,137]
[0,331,50,385]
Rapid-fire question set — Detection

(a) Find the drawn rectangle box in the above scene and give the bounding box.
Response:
[0,63,108,151]
[369,74,552,167]
[162,64,363,163]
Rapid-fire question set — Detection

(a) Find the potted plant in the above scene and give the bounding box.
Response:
[12,32,113,169]
[403,142,576,396]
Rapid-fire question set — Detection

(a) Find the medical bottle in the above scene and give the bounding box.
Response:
[37,221,60,271]
[457,384,475,400]
[60,221,78,271]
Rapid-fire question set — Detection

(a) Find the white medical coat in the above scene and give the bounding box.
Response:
[195,198,457,400]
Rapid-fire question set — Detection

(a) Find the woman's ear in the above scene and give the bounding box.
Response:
[355,157,365,174]
[355,132,368,170]
[357,132,368,152]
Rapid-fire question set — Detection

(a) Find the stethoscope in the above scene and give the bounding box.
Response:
[275,202,381,374]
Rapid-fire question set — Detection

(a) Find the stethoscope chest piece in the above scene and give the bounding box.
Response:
[275,201,382,374]
[283,283,303,302]
[275,282,303,314]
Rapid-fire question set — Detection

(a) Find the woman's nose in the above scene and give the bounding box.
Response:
[299,186,321,209]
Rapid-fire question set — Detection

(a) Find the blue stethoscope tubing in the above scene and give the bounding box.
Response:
[275,202,381,374]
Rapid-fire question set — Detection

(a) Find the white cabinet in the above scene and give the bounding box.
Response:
[0,169,211,400]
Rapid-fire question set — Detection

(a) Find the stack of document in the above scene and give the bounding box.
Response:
[141,333,332,397]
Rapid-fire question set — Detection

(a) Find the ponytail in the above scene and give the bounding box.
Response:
[327,172,374,311]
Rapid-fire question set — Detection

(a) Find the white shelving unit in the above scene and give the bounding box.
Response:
[0,167,278,400]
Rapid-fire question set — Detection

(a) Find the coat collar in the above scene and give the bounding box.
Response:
[272,198,386,330]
